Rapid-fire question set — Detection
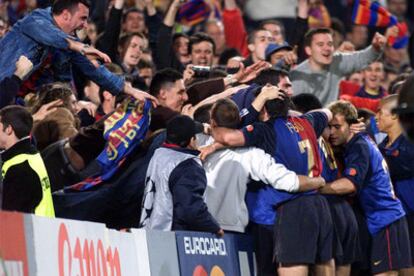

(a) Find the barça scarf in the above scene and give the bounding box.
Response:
[66,98,151,191]
[177,0,221,27]
[352,0,409,49]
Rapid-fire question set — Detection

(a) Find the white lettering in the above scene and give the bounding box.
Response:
[182,236,227,256]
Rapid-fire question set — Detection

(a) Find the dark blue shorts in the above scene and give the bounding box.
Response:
[326,196,360,266]
[274,194,334,265]
[371,216,413,274]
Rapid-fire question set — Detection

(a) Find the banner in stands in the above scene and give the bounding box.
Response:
[175,231,240,276]
[0,211,28,276]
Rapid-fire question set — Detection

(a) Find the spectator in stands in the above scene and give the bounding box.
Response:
[0,0,157,105]
[243,28,274,66]
[339,61,388,112]
[346,25,369,50]
[265,42,297,68]
[260,20,285,44]
[139,115,223,235]
[172,33,190,65]
[0,55,33,108]
[137,59,155,89]
[0,105,54,217]
[31,82,79,151]
[122,7,146,34]
[205,19,226,58]
[156,0,216,71]
[0,16,8,38]
[291,28,386,106]
[149,68,187,113]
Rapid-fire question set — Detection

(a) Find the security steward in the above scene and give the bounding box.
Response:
[0,105,54,217]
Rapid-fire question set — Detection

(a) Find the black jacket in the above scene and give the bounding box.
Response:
[1,138,42,213]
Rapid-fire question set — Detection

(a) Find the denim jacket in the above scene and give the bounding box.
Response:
[0,8,124,95]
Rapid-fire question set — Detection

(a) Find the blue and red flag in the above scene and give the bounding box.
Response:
[176,0,221,27]
[66,98,152,192]
[352,0,409,49]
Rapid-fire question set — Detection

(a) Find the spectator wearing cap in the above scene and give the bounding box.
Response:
[265,42,297,70]
[139,115,223,235]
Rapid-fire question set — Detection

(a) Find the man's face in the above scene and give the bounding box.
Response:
[270,49,289,66]
[191,41,214,66]
[262,23,284,44]
[123,35,144,68]
[329,114,352,146]
[66,3,89,34]
[139,67,153,88]
[160,79,188,112]
[387,0,407,17]
[376,102,396,133]
[307,33,334,66]
[278,75,293,97]
[123,11,145,33]
[363,62,384,90]
[173,36,190,64]
[349,25,368,49]
[250,30,274,60]
[205,22,225,54]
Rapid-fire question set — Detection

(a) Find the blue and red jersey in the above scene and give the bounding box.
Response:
[243,111,327,225]
[379,135,414,214]
[344,133,405,234]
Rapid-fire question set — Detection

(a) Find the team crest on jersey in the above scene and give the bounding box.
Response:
[391,150,399,157]
[245,125,254,132]
[346,168,357,176]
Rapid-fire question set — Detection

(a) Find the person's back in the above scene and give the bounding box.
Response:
[140,115,221,235]
[204,146,300,233]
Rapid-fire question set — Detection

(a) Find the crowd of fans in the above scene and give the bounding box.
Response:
[1,0,414,275]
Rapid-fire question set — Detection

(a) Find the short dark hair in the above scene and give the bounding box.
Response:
[264,95,291,119]
[122,7,144,23]
[194,103,213,124]
[253,68,288,86]
[52,0,90,15]
[304,28,333,47]
[218,48,241,66]
[188,32,216,55]
[247,28,267,45]
[0,105,33,139]
[260,19,285,39]
[211,99,240,129]
[166,115,199,148]
[291,93,322,113]
[149,68,183,97]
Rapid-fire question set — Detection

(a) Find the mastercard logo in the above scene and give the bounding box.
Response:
[193,265,225,276]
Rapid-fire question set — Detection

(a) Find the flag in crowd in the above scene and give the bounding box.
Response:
[352,0,409,49]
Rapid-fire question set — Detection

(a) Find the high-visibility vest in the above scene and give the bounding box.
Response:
[1,153,55,217]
